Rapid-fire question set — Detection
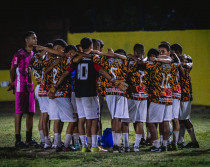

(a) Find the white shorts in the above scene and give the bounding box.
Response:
[179,101,191,120]
[48,98,76,122]
[172,99,180,119]
[122,99,147,123]
[76,96,100,119]
[71,92,77,113]
[35,85,49,113]
[147,102,172,123]
[105,95,129,119]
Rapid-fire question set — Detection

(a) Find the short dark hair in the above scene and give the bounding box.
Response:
[160,41,171,46]
[97,39,104,49]
[53,39,67,48]
[114,49,126,56]
[134,43,144,55]
[147,48,160,58]
[80,37,93,50]
[44,43,53,48]
[92,39,100,49]
[64,45,78,53]
[158,43,170,51]
[170,43,183,54]
[24,31,36,39]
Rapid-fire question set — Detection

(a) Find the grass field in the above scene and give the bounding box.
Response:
[0,101,210,167]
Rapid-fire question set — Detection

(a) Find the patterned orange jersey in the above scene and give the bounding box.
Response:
[171,63,181,100]
[180,55,193,101]
[49,57,73,98]
[146,61,175,105]
[93,55,127,96]
[126,60,149,100]
[30,55,43,85]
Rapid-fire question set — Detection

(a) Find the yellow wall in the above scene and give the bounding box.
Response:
[68,30,210,106]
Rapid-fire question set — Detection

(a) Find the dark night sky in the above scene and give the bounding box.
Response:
[0,0,209,69]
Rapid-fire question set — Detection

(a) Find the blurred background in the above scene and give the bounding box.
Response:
[0,0,209,105]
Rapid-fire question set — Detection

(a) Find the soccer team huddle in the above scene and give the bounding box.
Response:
[8,31,199,153]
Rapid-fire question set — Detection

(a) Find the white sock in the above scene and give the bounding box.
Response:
[87,137,92,147]
[153,139,160,148]
[160,135,163,145]
[115,133,121,146]
[134,134,142,147]
[178,124,186,143]
[122,133,129,148]
[112,131,116,145]
[44,136,49,145]
[39,130,45,143]
[173,131,179,145]
[147,128,151,139]
[187,128,197,143]
[163,140,168,147]
[92,135,98,148]
[54,133,61,147]
[64,134,72,148]
[80,135,87,147]
[73,133,79,144]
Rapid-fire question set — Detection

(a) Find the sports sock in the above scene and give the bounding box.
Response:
[64,134,72,148]
[26,131,32,142]
[112,131,116,145]
[15,134,21,142]
[39,130,45,143]
[134,134,142,147]
[153,139,160,148]
[80,135,87,147]
[115,133,121,146]
[173,131,179,145]
[122,133,129,148]
[92,135,98,148]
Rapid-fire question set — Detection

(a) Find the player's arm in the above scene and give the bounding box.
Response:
[150,56,172,64]
[72,51,92,63]
[7,66,16,91]
[91,49,127,60]
[94,63,128,91]
[44,58,61,75]
[35,45,65,57]
[48,66,74,99]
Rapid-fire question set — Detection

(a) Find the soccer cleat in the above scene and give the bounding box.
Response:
[177,142,186,149]
[44,143,52,149]
[160,146,167,152]
[185,142,199,148]
[98,146,108,152]
[113,145,122,153]
[91,147,99,153]
[145,139,152,146]
[15,141,27,148]
[133,146,140,152]
[81,147,88,152]
[63,145,77,152]
[55,146,63,152]
[149,146,161,152]
[168,143,178,151]
[25,139,38,147]
[74,143,80,151]
[35,142,45,148]
[121,147,130,153]
[140,138,146,146]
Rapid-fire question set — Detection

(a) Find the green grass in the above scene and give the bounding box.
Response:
[0,101,210,167]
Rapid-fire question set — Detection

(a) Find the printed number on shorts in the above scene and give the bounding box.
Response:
[161,73,171,88]
[110,67,118,79]
[77,63,88,80]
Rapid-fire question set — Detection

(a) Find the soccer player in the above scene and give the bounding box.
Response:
[92,48,129,153]
[8,31,38,147]
[30,43,53,147]
[49,37,127,152]
[170,43,199,148]
[143,44,173,152]
[122,44,149,152]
